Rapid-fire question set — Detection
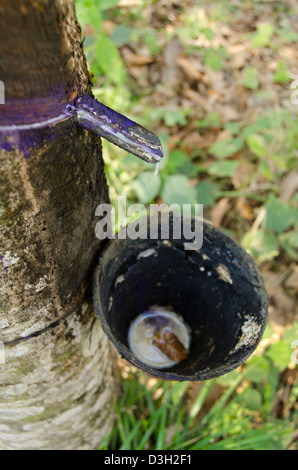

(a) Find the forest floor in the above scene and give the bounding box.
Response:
[76,0,297,450]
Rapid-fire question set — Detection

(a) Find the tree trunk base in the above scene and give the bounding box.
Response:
[0,300,118,450]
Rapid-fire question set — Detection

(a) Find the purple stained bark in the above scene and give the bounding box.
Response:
[0,94,163,164]
[0,96,74,157]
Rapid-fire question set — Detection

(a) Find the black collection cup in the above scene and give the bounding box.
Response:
[93,214,268,381]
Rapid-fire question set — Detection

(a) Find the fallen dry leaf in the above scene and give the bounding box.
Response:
[176,55,202,81]
[210,197,231,227]
[183,131,217,150]
[101,20,116,35]
[121,46,154,66]
[232,161,255,189]
[214,128,233,142]
[236,197,254,220]
[280,171,298,202]
[285,270,298,291]
[182,88,212,112]
[162,36,183,85]
[215,104,241,122]
[262,270,297,326]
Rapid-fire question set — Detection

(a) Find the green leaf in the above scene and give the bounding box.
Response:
[279,229,298,247]
[209,138,244,158]
[252,23,274,47]
[241,116,275,138]
[110,26,134,46]
[259,160,273,179]
[201,27,214,40]
[98,0,120,10]
[242,67,259,90]
[290,206,298,224]
[262,323,275,339]
[241,388,263,411]
[267,340,292,371]
[143,33,163,55]
[242,230,279,262]
[163,109,188,127]
[95,34,126,84]
[274,61,291,83]
[195,181,219,206]
[75,1,102,30]
[133,171,161,205]
[161,175,197,205]
[149,107,189,127]
[206,112,221,127]
[245,356,270,383]
[204,49,223,71]
[166,150,197,178]
[208,160,239,177]
[277,27,298,42]
[167,150,188,171]
[282,322,298,345]
[224,122,241,136]
[279,230,298,259]
[179,161,198,178]
[246,134,266,157]
[265,196,294,233]
[170,149,188,164]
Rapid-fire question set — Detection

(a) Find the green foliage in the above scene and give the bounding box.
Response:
[204,46,229,71]
[242,230,279,263]
[101,326,296,450]
[196,181,220,207]
[251,23,274,47]
[242,67,259,90]
[277,26,297,43]
[209,137,244,158]
[166,150,197,177]
[147,107,190,127]
[279,230,298,260]
[74,0,298,263]
[75,0,126,86]
[132,171,161,205]
[208,160,239,177]
[98,0,121,10]
[273,61,291,84]
[265,195,295,233]
[267,341,293,371]
[75,1,297,451]
[246,134,266,157]
[161,175,197,206]
[110,25,134,46]
[95,34,126,85]
[75,0,102,30]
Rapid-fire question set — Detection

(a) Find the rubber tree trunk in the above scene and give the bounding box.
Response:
[0,0,118,450]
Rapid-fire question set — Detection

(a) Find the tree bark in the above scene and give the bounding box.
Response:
[0,0,118,450]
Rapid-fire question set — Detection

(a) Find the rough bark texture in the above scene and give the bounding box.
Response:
[0,0,118,450]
